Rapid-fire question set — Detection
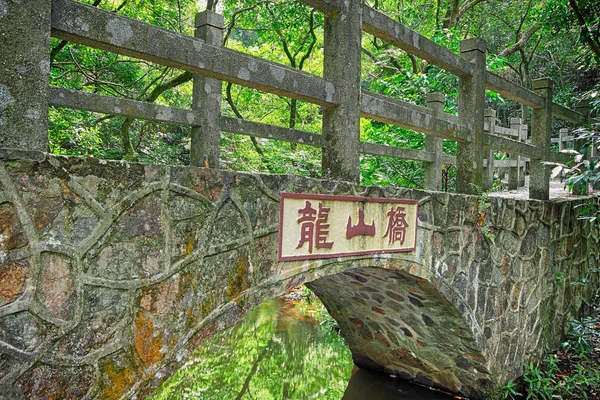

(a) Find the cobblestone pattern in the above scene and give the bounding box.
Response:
[0,154,598,399]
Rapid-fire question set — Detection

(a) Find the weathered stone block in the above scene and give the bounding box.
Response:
[17,364,95,400]
[0,203,27,250]
[0,259,28,306]
[0,312,52,353]
[36,252,76,321]
[51,286,129,358]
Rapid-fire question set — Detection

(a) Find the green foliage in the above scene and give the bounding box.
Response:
[500,379,522,400]
[523,360,555,400]
[522,356,600,400]
[549,125,599,223]
[562,317,600,356]
[543,0,600,68]
[516,303,600,400]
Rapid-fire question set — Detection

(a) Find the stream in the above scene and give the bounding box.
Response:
[149,293,455,399]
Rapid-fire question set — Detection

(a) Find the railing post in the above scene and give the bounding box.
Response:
[519,122,528,187]
[558,128,569,151]
[557,127,569,181]
[575,100,591,125]
[0,0,51,152]
[484,108,496,190]
[530,78,553,200]
[322,0,362,183]
[424,93,444,191]
[191,11,224,168]
[457,38,487,195]
[508,118,522,190]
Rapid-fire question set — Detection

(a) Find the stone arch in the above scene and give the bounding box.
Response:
[289,259,494,399]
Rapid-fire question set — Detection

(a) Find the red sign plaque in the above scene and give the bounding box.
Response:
[278,193,418,262]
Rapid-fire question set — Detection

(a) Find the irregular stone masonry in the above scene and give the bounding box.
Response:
[0,153,598,398]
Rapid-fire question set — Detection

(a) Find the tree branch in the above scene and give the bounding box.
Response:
[498,24,540,57]
[568,0,600,58]
[223,1,271,46]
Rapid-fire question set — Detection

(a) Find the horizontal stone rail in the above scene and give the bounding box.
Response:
[49,87,325,147]
[220,117,323,147]
[485,159,526,168]
[50,0,337,108]
[50,87,198,126]
[493,126,519,138]
[49,86,569,169]
[361,6,474,78]
[50,87,460,164]
[360,92,471,142]
[553,103,587,125]
[552,136,575,143]
[485,72,545,109]
[484,133,542,158]
[359,142,434,162]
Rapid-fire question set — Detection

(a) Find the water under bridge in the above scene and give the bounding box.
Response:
[0,0,599,399]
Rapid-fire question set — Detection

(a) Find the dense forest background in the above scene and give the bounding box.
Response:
[49,0,600,190]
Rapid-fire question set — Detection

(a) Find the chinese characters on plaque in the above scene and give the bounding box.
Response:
[279,193,418,261]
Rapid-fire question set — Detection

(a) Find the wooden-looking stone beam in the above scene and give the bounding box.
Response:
[483,133,543,159]
[361,92,470,142]
[50,87,197,126]
[220,118,324,147]
[485,72,544,109]
[552,103,586,125]
[361,6,474,78]
[50,0,337,108]
[49,87,324,147]
[360,142,435,163]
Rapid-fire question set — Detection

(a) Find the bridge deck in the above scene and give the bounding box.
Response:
[490,178,592,200]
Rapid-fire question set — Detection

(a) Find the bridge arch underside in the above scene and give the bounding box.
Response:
[307,266,492,398]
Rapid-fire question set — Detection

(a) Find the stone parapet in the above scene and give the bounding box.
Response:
[0,154,597,398]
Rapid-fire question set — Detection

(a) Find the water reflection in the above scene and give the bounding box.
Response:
[149,294,454,400]
[344,368,456,400]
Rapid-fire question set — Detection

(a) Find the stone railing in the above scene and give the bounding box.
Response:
[0,0,595,199]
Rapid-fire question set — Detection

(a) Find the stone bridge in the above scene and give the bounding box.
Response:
[0,152,598,399]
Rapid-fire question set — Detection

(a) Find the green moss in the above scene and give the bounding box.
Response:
[226,255,250,304]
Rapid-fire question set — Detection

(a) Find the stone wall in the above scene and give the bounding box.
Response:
[0,153,598,399]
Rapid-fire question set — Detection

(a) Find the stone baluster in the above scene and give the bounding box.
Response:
[558,128,569,151]
[0,0,51,152]
[519,123,528,187]
[530,78,553,200]
[508,118,522,190]
[191,11,224,168]
[457,38,487,194]
[321,0,362,183]
[484,108,496,190]
[424,93,444,191]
